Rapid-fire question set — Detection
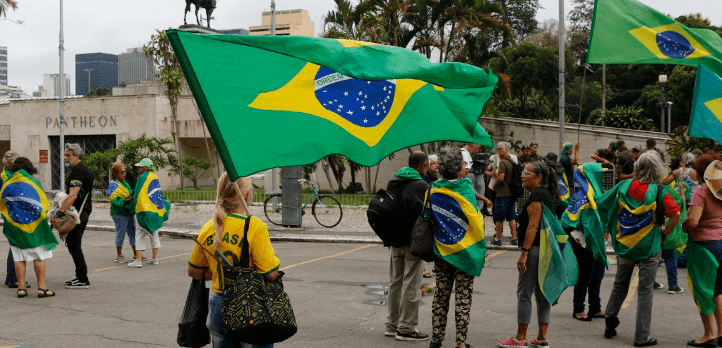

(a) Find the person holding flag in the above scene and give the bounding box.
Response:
[0,157,58,298]
[498,161,577,348]
[108,162,136,263]
[127,158,170,268]
[428,146,486,348]
[2,150,26,289]
[683,153,722,348]
[597,152,681,347]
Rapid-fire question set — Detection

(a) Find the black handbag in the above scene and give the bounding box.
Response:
[410,187,436,262]
[220,216,297,345]
[177,278,211,347]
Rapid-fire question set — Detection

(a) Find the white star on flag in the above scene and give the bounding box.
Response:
[339,105,344,109]
[358,91,363,96]
[361,106,366,110]
[383,86,387,91]
[344,91,349,96]
[347,110,354,115]
[376,111,380,116]
[363,119,368,123]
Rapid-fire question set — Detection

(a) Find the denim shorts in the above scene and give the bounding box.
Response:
[112,214,135,247]
[493,197,517,222]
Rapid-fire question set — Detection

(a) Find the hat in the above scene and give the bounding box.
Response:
[646,138,656,147]
[3,150,19,164]
[609,141,617,149]
[543,153,565,174]
[704,160,722,201]
[473,152,492,166]
[530,142,539,147]
[521,145,530,150]
[134,158,154,168]
[632,145,642,152]
[562,142,573,151]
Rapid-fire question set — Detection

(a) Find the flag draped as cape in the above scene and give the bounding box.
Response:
[430,178,486,277]
[0,169,58,250]
[687,241,719,316]
[539,205,578,305]
[561,163,608,267]
[108,179,134,216]
[134,171,170,233]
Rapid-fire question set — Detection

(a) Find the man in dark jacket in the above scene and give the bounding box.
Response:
[385,151,430,341]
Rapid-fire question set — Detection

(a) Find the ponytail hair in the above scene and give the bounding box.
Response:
[529,161,560,203]
[213,172,253,250]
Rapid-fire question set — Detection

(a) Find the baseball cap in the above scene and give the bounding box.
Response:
[609,142,617,149]
[530,142,539,147]
[632,145,642,152]
[562,142,573,151]
[521,145,530,150]
[134,158,154,167]
[3,150,19,163]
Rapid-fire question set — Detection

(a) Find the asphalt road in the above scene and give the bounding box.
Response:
[0,229,706,348]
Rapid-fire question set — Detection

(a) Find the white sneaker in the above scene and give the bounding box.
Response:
[115,256,127,263]
[127,261,142,268]
[149,259,159,265]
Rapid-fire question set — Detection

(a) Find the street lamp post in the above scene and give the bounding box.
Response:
[658,75,668,133]
[84,68,93,94]
[59,0,66,191]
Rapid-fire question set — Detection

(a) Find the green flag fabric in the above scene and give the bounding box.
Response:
[539,205,578,305]
[166,30,497,180]
[689,64,722,143]
[687,241,719,316]
[662,185,687,253]
[134,171,170,233]
[0,169,58,250]
[561,163,608,267]
[598,179,664,260]
[587,0,722,76]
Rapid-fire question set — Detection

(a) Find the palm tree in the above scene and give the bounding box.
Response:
[323,0,365,40]
[0,0,18,18]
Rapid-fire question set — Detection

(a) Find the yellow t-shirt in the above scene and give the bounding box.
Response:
[188,214,281,293]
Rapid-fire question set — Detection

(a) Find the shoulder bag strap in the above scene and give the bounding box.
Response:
[240,215,252,269]
[78,191,90,214]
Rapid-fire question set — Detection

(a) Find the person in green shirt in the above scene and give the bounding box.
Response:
[108,162,135,263]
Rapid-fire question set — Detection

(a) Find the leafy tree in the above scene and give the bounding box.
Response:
[590,106,656,131]
[667,126,722,159]
[0,0,18,18]
[491,0,540,46]
[83,148,120,190]
[523,19,561,48]
[566,75,603,124]
[144,30,186,192]
[169,156,212,188]
[567,0,594,62]
[325,154,347,194]
[116,134,177,185]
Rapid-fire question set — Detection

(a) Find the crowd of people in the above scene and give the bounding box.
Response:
[380,139,722,348]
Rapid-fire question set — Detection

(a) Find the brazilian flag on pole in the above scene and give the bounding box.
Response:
[134,171,170,233]
[687,241,718,316]
[0,169,58,250]
[166,30,497,180]
[689,64,722,143]
[587,0,722,76]
[539,204,578,305]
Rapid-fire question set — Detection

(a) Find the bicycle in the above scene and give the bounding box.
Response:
[263,173,343,228]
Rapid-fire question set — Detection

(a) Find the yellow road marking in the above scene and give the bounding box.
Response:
[92,252,192,273]
[622,269,640,309]
[281,244,375,271]
[485,250,506,260]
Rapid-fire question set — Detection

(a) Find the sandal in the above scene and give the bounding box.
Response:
[589,311,606,319]
[573,312,592,321]
[37,288,56,298]
[17,288,28,298]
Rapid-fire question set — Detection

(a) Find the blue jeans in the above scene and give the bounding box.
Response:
[112,214,136,247]
[661,248,678,288]
[207,291,274,348]
[5,248,16,285]
[571,240,605,314]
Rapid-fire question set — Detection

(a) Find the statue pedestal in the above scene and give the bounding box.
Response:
[178,24,222,34]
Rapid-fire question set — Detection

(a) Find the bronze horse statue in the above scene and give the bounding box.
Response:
[184,0,217,28]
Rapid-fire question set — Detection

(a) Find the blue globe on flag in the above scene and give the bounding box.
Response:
[147,179,164,209]
[2,182,43,225]
[314,67,396,128]
[431,194,469,245]
[656,31,695,58]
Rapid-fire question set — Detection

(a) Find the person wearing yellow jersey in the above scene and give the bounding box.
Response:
[188,173,280,348]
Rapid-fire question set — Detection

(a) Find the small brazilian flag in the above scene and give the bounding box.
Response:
[166,30,496,180]
[587,0,722,76]
[689,64,722,143]
[539,205,578,305]
[134,171,170,233]
[0,169,58,250]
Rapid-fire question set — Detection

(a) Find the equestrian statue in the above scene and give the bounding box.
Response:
[184,0,217,28]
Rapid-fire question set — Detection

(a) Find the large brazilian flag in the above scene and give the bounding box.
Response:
[587,0,722,76]
[0,169,58,250]
[561,163,607,267]
[134,171,170,233]
[539,205,578,305]
[687,241,719,316]
[430,178,486,277]
[166,30,497,180]
[689,64,722,144]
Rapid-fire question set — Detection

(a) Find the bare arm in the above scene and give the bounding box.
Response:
[187,267,213,281]
[683,205,703,230]
[590,153,609,164]
[662,212,681,236]
[60,186,80,212]
[264,270,280,281]
[664,169,678,184]
[619,173,634,180]
[518,201,542,274]
[572,142,580,165]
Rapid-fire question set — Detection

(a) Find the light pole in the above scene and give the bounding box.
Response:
[658,75,668,133]
[59,0,65,191]
[84,68,93,94]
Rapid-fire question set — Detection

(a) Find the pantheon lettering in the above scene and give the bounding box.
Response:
[45,115,117,129]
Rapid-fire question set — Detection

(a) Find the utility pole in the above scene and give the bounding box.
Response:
[558,0,565,154]
[84,68,93,94]
[602,64,606,114]
[59,0,65,191]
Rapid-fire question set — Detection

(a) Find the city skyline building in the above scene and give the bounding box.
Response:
[0,46,8,86]
[118,47,155,85]
[42,73,72,97]
[249,9,314,37]
[75,53,118,95]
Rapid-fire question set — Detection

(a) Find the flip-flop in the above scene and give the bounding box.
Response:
[573,313,592,321]
[37,288,56,298]
[17,288,28,298]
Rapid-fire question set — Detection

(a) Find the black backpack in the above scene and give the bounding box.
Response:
[504,158,524,200]
[367,182,411,248]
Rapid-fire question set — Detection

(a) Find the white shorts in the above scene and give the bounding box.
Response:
[134,218,161,251]
[10,246,53,262]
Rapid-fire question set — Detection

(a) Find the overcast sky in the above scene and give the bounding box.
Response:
[1,0,720,95]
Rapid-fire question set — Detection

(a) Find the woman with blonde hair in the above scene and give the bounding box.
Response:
[188,172,280,348]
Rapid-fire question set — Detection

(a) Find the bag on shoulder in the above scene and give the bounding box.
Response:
[177,278,210,347]
[220,216,297,345]
[410,188,435,262]
[367,181,412,248]
[505,159,524,201]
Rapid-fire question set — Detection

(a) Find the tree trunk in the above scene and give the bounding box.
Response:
[191,97,219,184]
[321,159,336,193]
[171,101,185,192]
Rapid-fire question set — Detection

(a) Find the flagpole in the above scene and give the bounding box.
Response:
[59,0,65,191]
[558,0,565,154]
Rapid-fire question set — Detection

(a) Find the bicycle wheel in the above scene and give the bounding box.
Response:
[263,193,284,226]
[312,195,343,228]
